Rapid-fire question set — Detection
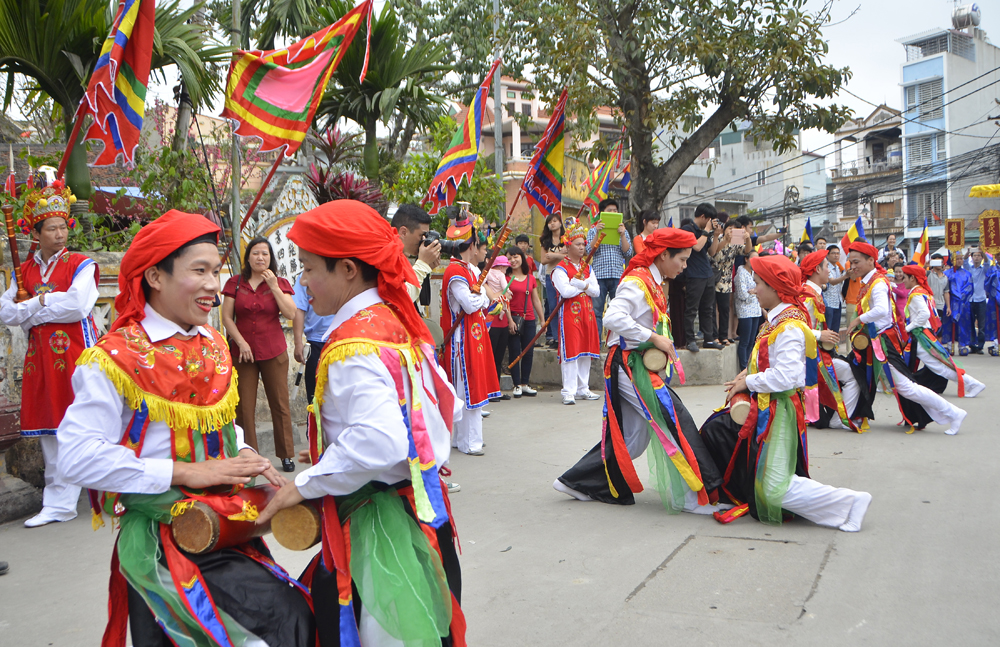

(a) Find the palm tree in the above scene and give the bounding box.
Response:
[315,0,450,180]
[0,0,228,197]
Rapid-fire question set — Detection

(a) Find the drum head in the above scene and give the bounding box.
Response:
[820,340,836,352]
[643,349,668,372]
[853,334,869,350]
[730,400,751,425]
[172,503,218,554]
[271,504,322,551]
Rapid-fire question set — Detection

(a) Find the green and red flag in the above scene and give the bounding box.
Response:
[222,0,373,157]
[521,89,567,216]
[582,128,626,215]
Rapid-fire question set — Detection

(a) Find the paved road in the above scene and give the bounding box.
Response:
[2,355,1000,645]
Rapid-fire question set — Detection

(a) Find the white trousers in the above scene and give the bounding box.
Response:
[832,357,860,417]
[917,344,983,392]
[40,436,81,518]
[560,358,592,399]
[888,364,963,426]
[451,372,482,454]
[782,475,857,528]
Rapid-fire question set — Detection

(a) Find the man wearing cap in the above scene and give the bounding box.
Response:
[942,250,972,355]
[799,250,860,431]
[440,209,500,455]
[0,182,98,527]
[847,242,966,434]
[716,254,872,531]
[258,200,466,646]
[552,220,602,405]
[554,228,723,516]
[902,264,985,398]
[57,210,312,646]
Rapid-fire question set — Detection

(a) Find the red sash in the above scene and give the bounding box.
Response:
[440,260,500,407]
[19,250,98,434]
[555,260,600,361]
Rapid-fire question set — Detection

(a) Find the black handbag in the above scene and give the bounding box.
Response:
[509,277,529,332]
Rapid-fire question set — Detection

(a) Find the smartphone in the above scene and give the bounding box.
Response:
[731,229,745,246]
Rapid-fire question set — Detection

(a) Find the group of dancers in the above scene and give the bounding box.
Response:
[3,182,985,645]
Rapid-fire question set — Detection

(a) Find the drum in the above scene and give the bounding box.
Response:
[271,502,322,551]
[642,348,668,373]
[820,340,836,352]
[171,484,276,554]
[729,392,752,425]
[852,331,870,350]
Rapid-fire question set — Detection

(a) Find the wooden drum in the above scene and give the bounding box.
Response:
[820,340,836,352]
[729,392,753,426]
[271,502,323,551]
[851,331,870,351]
[172,484,276,554]
[642,348,668,373]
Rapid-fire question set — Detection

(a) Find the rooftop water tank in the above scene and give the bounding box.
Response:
[952,4,982,30]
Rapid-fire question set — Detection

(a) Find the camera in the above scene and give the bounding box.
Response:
[423,230,462,257]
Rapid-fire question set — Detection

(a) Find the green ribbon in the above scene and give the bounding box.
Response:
[753,392,799,526]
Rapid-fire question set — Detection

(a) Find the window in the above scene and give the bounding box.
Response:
[907,182,948,226]
[520,142,535,158]
[907,136,933,167]
[521,103,531,116]
[680,206,695,221]
[756,170,766,186]
[905,79,943,120]
[506,102,515,115]
[936,133,946,161]
[506,90,515,98]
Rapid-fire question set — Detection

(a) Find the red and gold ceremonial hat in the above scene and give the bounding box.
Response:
[446,204,486,243]
[19,181,77,234]
[561,218,588,245]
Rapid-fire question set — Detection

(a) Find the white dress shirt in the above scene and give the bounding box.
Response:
[603,263,662,350]
[58,304,252,494]
[294,289,460,499]
[447,261,490,315]
[857,269,892,333]
[905,290,931,332]
[745,303,806,394]
[0,248,99,332]
[551,260,600,300]
[803,280,825,342]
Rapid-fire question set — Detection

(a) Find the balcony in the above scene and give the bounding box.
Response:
[830,157,902,181]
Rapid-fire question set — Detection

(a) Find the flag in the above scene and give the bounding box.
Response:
[839,216,866,253]
[621,162,631,191]
[800,217,813,244]
[914,217,930,267]
[424,58,502,215]
[521,89,567,216]
[3,172,14,198]
[582,131,626,215]
[223,0,374,157]
[667,216,673,228]
[77,0,156,165]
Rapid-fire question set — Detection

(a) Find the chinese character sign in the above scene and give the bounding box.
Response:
[978,210,1000,255]
[945,218,965,251]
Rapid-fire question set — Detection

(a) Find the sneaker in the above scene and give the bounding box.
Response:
[577,390,602,401]
[520,385,537,396]
[0,561,7,576]
[990,346,999,357]
[464,448,485,456]
[703,341,724,350]
[447,482,461,493]
[480,409,491,418]
[512,386,522,398]
[685,341,700,353]
[562,396,576,405]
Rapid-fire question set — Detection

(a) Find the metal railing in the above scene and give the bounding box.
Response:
[830,156,902,179]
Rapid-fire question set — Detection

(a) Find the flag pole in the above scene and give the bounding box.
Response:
[220,151,283,263]
[229,0,243,271]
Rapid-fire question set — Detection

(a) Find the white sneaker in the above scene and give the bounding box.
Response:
[552,479,592,501]
[24,510,77,528]
[480,409,491,418]
[447,482,461,493]
[965,380,986,398]
[946,408,967,435]
[577,390,602,401]
[839,491,872,532]
[512,386,522,398]
[562,396,576,405]
[520,385,537,396]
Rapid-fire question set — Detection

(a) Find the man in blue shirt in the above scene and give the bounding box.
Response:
[968,250,990,354]
[585,197,632,339]
[943,250,973,354]
[292,273,335,403]
[680,203,724,352]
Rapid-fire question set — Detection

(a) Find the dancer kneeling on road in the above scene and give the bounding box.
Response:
[554,227,723,515]
[704,254,871,531]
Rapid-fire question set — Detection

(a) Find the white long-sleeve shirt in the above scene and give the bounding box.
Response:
[447,261,490,315]
[905,290,931,332]
[857,269,893,333]
[803,280,825,342]
[0,248,99,332]
[603,263,661,350]
[295,289,460,499]
[552,261,599,300]
[58,305,253,494]
[745,303,806,394]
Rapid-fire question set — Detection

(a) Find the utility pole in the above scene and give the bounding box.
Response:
[492,0,504,224]
[229,1,243,270]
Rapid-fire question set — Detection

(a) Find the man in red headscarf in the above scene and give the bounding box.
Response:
[57,210,312,646]
[901,264,984,398]
[799,250,861,431]
[707,254,872,531]
[555,228,725,516]
[257,200,466,646]
[847,242,967,434]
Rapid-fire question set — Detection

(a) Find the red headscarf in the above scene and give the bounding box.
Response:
[902,264,931,292]
[625,227,697,274]
[113,210,221,331]
[750,254,805,306]
[798,249,828,284]
[287,200,433,346]
[848,240,887,274]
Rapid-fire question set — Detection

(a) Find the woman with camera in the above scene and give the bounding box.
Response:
[505,246,544,397]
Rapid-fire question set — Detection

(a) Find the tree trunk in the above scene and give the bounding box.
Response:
[394,115,418,160]
[171,82,193,153]
[363,117,380,180]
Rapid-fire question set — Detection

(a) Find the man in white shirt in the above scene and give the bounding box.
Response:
[58,210,311,646]
[259,200,466,646]
[847,242,966,434]
[1,182,99,527]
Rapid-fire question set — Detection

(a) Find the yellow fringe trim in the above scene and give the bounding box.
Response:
[171,500,195,517]
[313,340,422,409]
[227,501,259,522]
[92,509,106,531]
[78,347,239,433]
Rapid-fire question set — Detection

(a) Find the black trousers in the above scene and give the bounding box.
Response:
[489,326,510,384]
[508,318,536,385]
[684,275,716,344]
[715,290,731,341]
[304,339,325,405]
